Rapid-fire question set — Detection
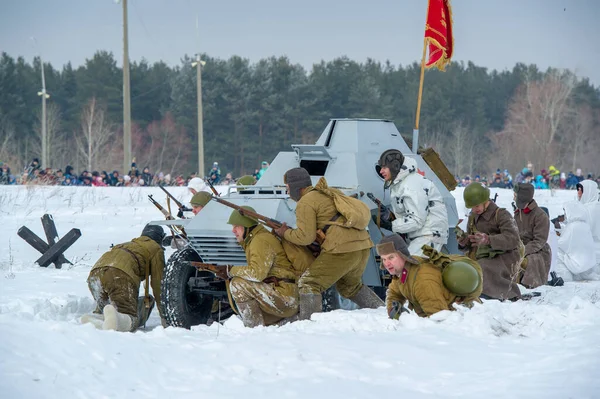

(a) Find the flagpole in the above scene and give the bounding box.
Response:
[413,37,428,154]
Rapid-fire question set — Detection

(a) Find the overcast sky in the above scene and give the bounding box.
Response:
[1,0,598,85]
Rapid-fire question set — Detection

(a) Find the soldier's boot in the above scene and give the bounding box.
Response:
[102,304,134,332]
[348,284,384,309]
[298,293,322,321]
[236,300,265,328]
[80,313,104,329]
[136,295,155,329]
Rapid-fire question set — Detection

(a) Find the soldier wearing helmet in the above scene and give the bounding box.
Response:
[190,191,212,216]
[377,234,483,318]
[226,206,299,327]
[274,167,383,321]
[376,149,449,256]
[459,182,522,300]
[81,224,167,331]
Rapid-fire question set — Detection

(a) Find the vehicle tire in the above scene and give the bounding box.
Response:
[161,248,213,329]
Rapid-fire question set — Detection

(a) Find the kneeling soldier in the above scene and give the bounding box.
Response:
[82,224,166,331]
[377,234,483,319]
[227,206,299,327]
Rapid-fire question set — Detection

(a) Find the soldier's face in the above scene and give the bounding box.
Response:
[380,252,406,275]
[192,205,203,215]
[577,186,583,200]
[380,166,392,181]
[232,225,245,242]
[472,202,487,215]
[189,188,198,195]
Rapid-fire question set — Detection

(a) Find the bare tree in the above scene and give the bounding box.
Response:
[499,70,575,170]
[564,105,595,171]
[0,117,16,164]
[446,122,471,177]
[33,103,66,169]
[75,97,114,171]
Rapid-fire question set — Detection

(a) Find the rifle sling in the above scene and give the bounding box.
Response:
[322,213,342,234]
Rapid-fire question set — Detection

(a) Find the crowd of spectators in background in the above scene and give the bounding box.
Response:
[455,162,600,191]
[1,157,596,191]
[0,158,271,187]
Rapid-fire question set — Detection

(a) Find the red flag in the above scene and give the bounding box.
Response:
[424,0,454,71]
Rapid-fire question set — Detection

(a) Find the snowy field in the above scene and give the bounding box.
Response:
[1,184,599,399]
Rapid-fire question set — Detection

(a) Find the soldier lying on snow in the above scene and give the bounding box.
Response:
[81,224,166,331]
[377,234,483,319]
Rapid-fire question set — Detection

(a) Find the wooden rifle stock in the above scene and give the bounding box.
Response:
[148,195,175,220]
[206,179,220,196]
[189,261,229,280]
[158,184,191,212]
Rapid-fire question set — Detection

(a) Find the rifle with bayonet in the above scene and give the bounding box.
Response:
[158,183,192,217]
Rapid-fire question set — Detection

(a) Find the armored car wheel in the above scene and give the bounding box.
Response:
[161,248,213,329]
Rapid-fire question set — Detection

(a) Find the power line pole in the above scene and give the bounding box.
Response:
[37,57,50,169]
[192,54,206,178]
[122,0,132,174]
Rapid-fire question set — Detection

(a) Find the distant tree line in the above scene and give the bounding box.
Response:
[0,51,599,177]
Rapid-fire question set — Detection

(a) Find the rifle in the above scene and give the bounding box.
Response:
[148,194,187,241]
[366,192,396,221]
[158,184,191,213]
[210,194,327,254]
[206,179,220,197]
[492,193,498,203]
[189,261,229,280]
[148,194,175,220]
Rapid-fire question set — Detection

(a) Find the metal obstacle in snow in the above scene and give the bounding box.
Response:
[17,214,81,269]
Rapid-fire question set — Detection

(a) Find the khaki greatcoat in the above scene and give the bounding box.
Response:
[460,201,522,300]
[514,199,552,288]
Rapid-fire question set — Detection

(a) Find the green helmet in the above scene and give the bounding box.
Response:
[227,206,258,228]
[463,182,490,208]
[442,261,480,295]
[237,175,256,185]
[190,191,212,207]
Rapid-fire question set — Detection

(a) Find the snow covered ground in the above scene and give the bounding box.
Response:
[1,185,599,399]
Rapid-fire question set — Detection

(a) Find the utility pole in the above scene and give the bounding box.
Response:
[192,54,206,178]
[37,58,50,169]
[121,0,132,174]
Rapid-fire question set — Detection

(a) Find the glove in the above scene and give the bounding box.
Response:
[469,232,490,246]
[177,209,184,218]
[388,301,409,320]
[379,204,391,221]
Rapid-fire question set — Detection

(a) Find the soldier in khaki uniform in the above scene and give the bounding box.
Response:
[378,234,482,318]
[513,183,551,288]
[274,167,383,321]
[458,183,522,300]
[227,206,299,327]
[82,225,166,331]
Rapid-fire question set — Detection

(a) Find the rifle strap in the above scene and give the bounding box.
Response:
[322,213,341,234]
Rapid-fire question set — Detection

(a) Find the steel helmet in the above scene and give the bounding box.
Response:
[463,182,490,208]
[227,206,259,228]
[442,261,480,295]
